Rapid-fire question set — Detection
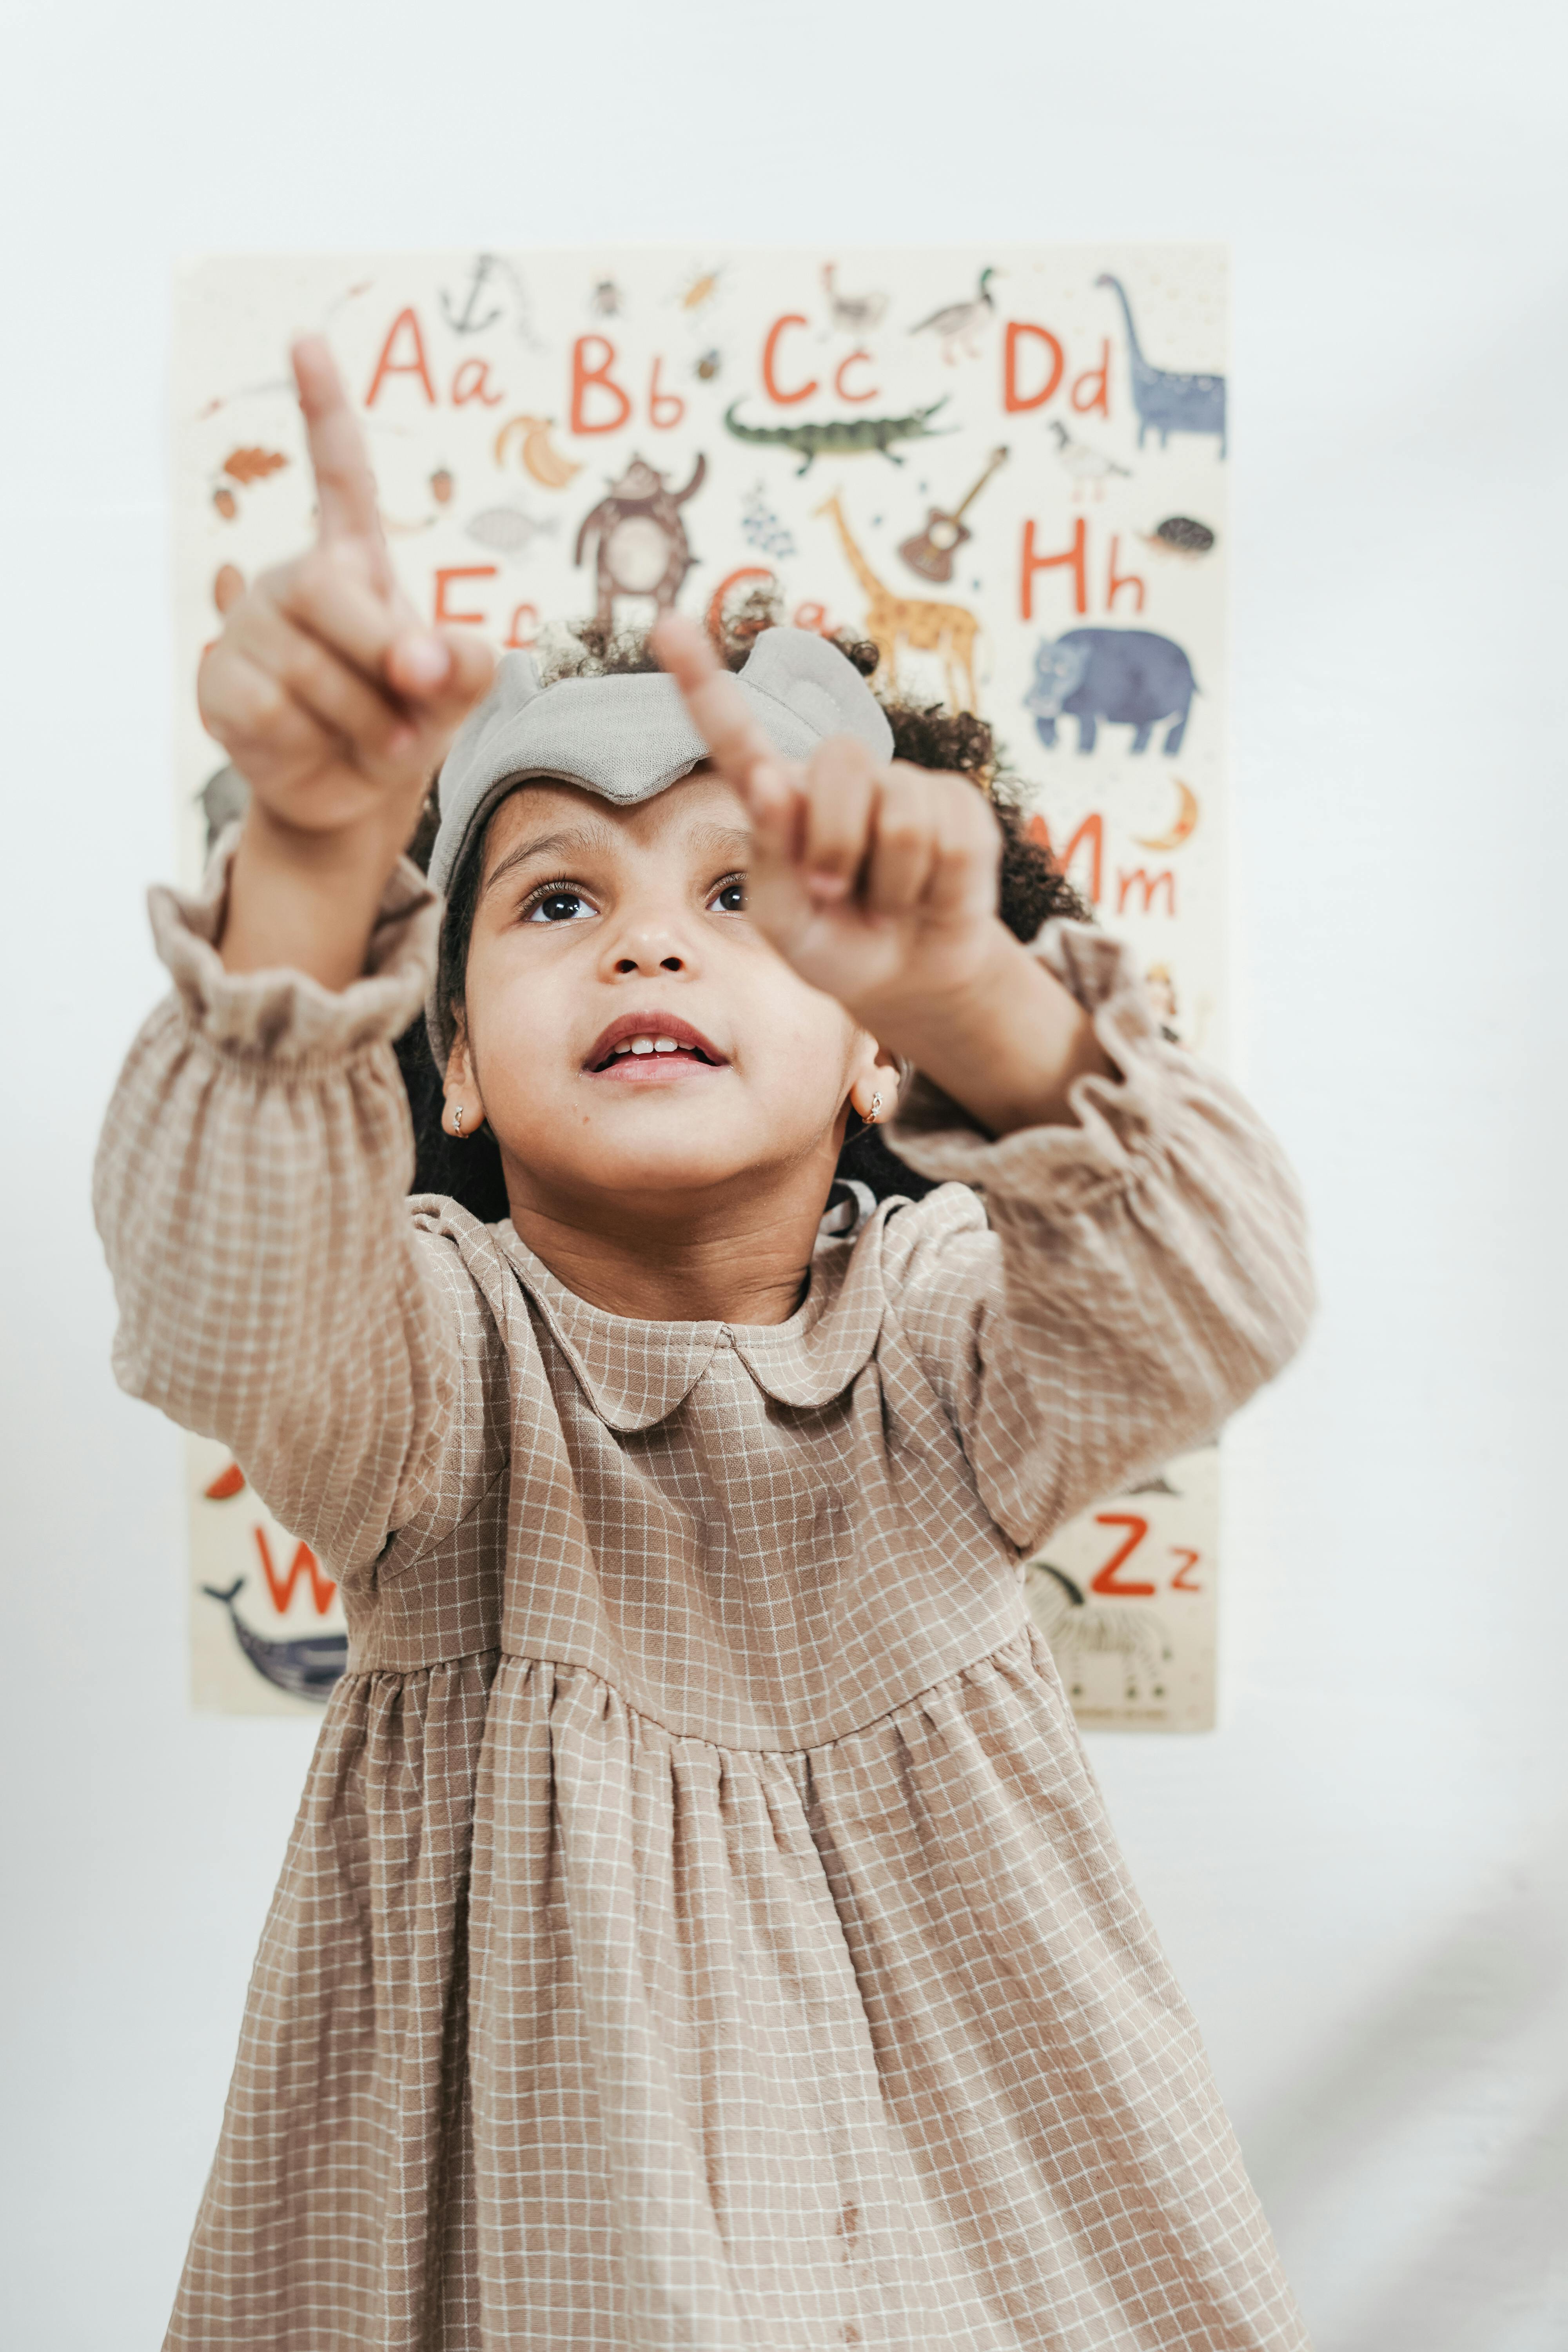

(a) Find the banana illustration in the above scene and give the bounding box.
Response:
[494,414,581,490]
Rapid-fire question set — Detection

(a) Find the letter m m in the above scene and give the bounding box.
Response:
[1116,867,1176,916]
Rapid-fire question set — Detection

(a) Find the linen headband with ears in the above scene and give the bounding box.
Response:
[425,626,895,1068]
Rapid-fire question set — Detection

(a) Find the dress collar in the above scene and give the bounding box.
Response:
[492,1212,892,1431]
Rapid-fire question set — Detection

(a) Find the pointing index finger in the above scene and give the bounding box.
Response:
[291,335,393,589]
[651,615,797,817]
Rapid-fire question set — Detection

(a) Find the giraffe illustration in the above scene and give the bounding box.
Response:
[815,492,981,715]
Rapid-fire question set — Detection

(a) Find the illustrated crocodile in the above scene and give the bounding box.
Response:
[723,398,953,475]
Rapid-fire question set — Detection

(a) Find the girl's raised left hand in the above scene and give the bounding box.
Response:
[653,614,1114,1134]
[651,616,1006,1038]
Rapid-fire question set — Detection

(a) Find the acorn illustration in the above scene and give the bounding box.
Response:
[213,486,238,519]
[431,466,454,506]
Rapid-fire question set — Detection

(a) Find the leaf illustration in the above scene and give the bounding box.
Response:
[222,446,290,485]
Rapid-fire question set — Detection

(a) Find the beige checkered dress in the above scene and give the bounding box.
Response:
[95,854,1315,2351]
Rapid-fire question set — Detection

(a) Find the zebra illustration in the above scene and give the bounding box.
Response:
[1025,1561,1173,1703]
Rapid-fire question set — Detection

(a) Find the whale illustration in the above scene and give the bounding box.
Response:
[201,1577,347,1703]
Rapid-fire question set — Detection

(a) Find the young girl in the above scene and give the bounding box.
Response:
[97,340,1314,2351]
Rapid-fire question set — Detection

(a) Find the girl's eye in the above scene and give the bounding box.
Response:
[525,889,596,925]
[710,878,746,915]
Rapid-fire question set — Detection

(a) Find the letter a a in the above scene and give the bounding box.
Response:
[365,307,437,408]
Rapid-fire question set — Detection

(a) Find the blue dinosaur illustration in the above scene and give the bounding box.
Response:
[1095,276,1226,457]
[1025,629,1198,755]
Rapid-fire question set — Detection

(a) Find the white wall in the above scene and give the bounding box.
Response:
[2,4,1564,2343]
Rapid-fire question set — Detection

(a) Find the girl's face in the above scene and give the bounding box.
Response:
[451,770,890,1224]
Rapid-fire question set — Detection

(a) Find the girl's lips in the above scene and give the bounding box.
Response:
[590,1050,729,1084]
[583,1011,729,1072]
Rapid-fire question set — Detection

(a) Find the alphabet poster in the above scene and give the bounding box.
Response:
[172,244,1230,1729]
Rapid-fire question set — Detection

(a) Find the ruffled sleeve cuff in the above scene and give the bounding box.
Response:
[889,918,1205,1216]
[147,822,441,1068]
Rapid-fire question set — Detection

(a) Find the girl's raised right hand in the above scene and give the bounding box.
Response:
[204,337,495,984]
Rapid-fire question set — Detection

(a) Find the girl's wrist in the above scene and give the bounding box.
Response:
[866,923,1116,1138]
[219,802,410,989]
[846,921,1011,1058]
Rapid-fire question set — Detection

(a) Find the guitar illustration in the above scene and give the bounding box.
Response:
[897,446,1008,583]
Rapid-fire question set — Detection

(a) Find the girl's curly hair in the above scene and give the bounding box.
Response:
[394,600,1086,1223]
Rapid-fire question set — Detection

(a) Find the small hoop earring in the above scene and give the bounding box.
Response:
[867,1091,883,1125]
[452,1105,464,1138]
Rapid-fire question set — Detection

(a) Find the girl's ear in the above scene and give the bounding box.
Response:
[848,1034,903,1127]
[443,1016,488,1139]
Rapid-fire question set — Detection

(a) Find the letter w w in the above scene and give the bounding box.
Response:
[253,1528,337,1617]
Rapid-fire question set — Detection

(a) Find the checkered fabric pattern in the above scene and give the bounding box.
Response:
[94,854,1315,2351]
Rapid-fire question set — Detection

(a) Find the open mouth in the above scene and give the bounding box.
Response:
[584,1013,729,1076]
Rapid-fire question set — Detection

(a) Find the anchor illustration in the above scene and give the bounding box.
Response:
[441,253,505,336]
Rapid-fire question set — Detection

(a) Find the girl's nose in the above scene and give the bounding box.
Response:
[614,946,685,975]
[602,913,697,978]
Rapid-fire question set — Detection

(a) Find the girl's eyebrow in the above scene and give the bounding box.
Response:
[688,824,751,862]
[481,820,620,902]
[481,818,751,904]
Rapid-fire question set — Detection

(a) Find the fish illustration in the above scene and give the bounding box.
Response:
[464,505,559,557]
[201,1577,347,1703]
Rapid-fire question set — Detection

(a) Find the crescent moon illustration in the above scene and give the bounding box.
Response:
[1134,777,1199,853]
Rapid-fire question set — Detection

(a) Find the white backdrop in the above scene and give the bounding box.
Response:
[1,4,1564,2346]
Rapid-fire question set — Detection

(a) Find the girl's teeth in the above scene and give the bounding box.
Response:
[605,1034,702,1064]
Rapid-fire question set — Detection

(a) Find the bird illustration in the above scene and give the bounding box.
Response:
[909,267,998,362]
[1048,417,1132,499]
[821,262,888,334]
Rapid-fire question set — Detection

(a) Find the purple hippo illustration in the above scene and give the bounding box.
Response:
[1025,627,1199,755]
